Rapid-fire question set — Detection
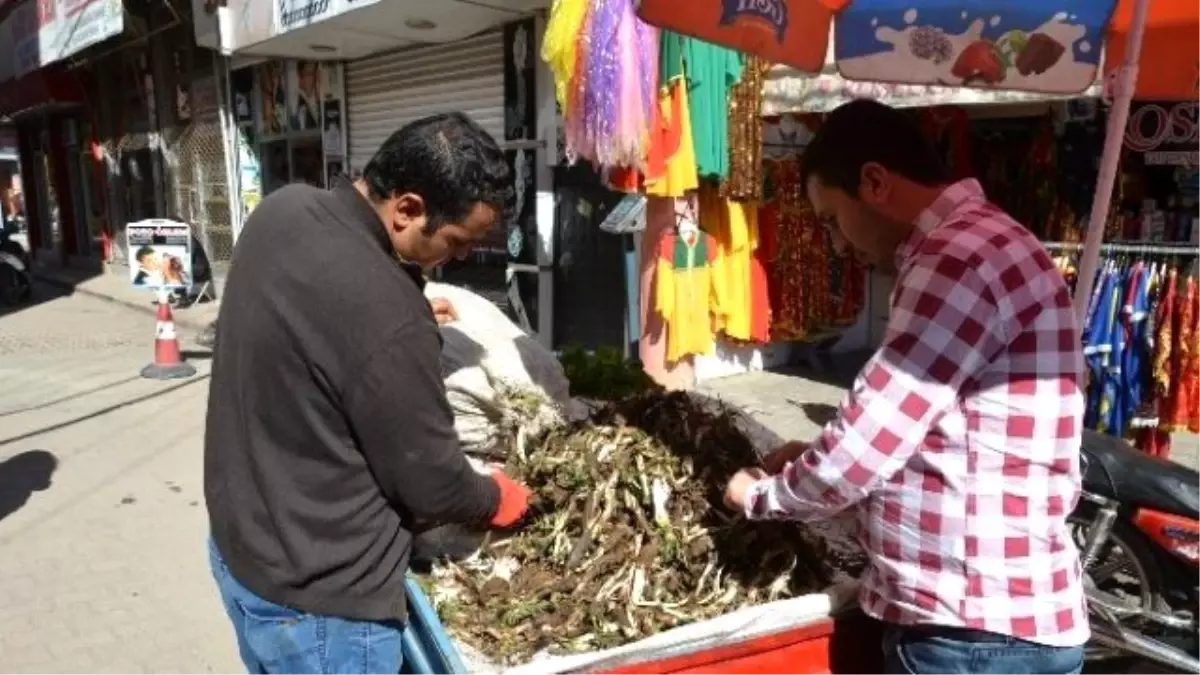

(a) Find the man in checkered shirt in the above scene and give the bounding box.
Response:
[724,100,1088,674]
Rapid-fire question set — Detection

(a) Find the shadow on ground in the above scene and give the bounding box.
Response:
[0,281,77,320]
[0,449,58,522]
[794,401,839,428]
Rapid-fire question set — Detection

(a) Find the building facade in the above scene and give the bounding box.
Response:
[0,0,237,273]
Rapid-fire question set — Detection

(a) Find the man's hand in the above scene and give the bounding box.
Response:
[429,297,458,325]
[760,440,809,475]
[723,467,767,513]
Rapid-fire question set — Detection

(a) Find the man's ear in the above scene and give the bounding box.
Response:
[858,162,891,205]
[394,193,426,223]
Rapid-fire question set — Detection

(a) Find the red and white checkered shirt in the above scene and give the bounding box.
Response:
[746,179,1089,647]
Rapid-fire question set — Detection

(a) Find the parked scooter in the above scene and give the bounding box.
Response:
[0,217,32,306]
[1073,429,1199,672]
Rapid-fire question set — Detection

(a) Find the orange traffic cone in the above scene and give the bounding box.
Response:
[141,291,197,380]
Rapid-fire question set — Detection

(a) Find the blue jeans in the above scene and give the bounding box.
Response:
[208,540,405,674]
[882,624,1085,674]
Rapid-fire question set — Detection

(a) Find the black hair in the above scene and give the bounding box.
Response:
[135,245,155,262]
[799,99,950,195]
[362,112,513,232]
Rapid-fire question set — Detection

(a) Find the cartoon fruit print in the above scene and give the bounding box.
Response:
[1015,33,1067,76]
[994,29,1030,69]
[952,39,1006,85]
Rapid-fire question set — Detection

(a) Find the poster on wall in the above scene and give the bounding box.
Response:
[237,128,262,220]
[320,62,345,157]
[231,69,255,124]
[323,100,343,157]
[173,50,191,123]
[289,60,321,131]
[259,61,287,135]
[503,19,535,141]
[126,220,193,290]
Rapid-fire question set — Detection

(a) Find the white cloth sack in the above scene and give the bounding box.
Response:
[424,281,570,460]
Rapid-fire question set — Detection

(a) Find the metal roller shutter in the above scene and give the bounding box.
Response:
[346,31,504,174]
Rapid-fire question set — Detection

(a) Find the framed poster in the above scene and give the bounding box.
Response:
[259,61,287,135]
[289,60,321,131]
[231,68,255,124]
[320,62,346,157]
[126,219,193,290]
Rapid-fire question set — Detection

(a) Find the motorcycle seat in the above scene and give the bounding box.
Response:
[1080,430,1199,520]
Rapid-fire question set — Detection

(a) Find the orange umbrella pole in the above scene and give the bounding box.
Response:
[1072,0,1152,324]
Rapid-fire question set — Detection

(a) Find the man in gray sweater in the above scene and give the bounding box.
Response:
[205,112,530,674]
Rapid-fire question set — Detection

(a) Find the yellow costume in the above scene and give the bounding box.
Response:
[655,229,725,364]
[697,184,758,341]
[541,0,589,109]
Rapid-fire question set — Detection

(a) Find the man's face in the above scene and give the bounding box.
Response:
[138,252,159,273]
[805,164,902,272]
[386,195,498,269]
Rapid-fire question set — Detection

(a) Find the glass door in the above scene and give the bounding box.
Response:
[63,119,90,257]
[34,150,59,255]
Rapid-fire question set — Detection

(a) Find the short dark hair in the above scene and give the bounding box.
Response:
[362,112,513,232]
[135,246,155,262]
[799,99,950,195]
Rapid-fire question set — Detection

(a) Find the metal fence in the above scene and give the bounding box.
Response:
[163,117,235,264]
[154,31,235,266]
[87,27,235,269]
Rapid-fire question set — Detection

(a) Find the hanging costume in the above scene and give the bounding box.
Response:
[655,228,725,363]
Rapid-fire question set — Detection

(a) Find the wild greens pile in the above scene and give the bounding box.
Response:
[557,345,657,400]
[425,390,861,665]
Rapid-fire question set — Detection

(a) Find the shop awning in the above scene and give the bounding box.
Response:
[0,67,86,120]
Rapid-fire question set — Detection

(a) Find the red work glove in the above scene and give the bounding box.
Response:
[489,471,531,528]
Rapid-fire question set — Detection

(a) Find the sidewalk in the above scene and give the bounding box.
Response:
[32,261,222,331]
[705,364,1199,472]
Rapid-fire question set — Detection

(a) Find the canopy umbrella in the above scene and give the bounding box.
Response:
[636,0,1199,323]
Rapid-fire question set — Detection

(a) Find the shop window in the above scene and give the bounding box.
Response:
[247,59,336,198]
[261,140,289,195]
[290,136,324,188]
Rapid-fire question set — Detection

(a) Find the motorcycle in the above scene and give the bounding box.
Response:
[0,217,32,307]
[1073,429,1199,672]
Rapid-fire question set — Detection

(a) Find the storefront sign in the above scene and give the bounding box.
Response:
[1125,101,1199,168]
[126,219,194,291]
[273,0,378,36]
[7,0,124,78]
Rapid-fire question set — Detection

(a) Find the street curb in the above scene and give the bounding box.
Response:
[33,272,214,331]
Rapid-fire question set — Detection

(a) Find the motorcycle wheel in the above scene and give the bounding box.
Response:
[1069,505,1173,663]
[0,265,30,307]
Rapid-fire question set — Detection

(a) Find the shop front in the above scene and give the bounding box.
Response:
[0,0,238,273]
[0,0,118,266]
[229,56,345,220]
[218,2,556,342]
[538,0,1200,403]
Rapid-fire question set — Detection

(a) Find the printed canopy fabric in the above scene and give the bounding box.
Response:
[760,66,1103,115]
[834,0,1111,94]
[636,0,1199,101]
